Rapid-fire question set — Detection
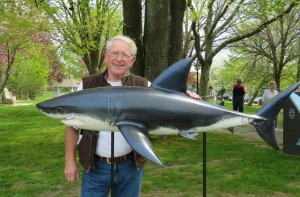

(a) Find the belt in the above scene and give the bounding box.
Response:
[95,152,134,164]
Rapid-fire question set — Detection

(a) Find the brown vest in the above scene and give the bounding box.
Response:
[82,69,148,89]
[77,69,149,171]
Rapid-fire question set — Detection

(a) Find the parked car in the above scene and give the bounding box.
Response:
[253,97,263,105]
[220,93,233,100]
[228,94,250,103]
[243,94,251,103]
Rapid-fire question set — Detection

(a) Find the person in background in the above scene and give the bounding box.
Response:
[232,77,246,112]
[219,86,226,106]
[207,86,217,104]
[262,80,279,129]
[188,84,197,93]
[64,35,200,197]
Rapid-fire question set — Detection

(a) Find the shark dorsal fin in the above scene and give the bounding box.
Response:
[150,58,193,93]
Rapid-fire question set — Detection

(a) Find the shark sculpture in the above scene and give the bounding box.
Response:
[36,58,300,166]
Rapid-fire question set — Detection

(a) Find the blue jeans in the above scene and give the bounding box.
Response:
[81,160,144,197]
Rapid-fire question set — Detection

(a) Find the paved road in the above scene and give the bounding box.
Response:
[218,125,283,147]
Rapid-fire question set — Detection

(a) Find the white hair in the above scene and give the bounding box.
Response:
[106,35,137,55]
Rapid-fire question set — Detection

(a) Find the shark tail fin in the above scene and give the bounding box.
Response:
[252,81,300,150]
[252,119,279,149]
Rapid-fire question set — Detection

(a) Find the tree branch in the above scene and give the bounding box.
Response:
[213,1,299,57]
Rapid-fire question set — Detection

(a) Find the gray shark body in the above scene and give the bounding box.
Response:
[36,58,300,165]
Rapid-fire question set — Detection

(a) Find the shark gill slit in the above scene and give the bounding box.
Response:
[106,93,123,126]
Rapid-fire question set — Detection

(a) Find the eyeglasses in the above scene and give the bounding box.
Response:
[108,51,133,60]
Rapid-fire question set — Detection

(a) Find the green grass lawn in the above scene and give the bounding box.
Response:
[0,94,299,196]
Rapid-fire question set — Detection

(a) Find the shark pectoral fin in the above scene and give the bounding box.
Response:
[116,121,163,166]
[227,127,235,133]
[179,131,198,140]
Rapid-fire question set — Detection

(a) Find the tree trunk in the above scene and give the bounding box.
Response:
[297,37,300,82]
[199,62,212,97]
[0,47,17,96]
[144,0,170,81]
[168,0,186,65]
[297,58,300,82]
[274,65,281,91]
[83,48,102,75]
[122,0,145,76]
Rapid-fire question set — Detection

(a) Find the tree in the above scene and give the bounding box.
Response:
[218,55,273,104]
[122,0,144,76]
[58,49,88,79]
[234,7,300,91]
[34,0,300,90]
[123,0,187,80]
[36,0,123,75]
[297,36,300,82]
[217,46,298,106]
[187,0,299,96]
[7,44,50,99]
[168,0,186,66]
[144,0,170,80]
[0,1,49,95]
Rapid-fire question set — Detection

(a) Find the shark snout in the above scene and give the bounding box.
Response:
[36,100,67,119]
[36,100,53,110]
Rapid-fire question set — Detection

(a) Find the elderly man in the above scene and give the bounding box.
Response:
[64,35,199,197]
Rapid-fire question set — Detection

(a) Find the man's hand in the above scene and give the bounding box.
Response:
[64,160,80,184]
[186,90,201,100]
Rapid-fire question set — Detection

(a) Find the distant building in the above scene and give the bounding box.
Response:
[51,77,80,96]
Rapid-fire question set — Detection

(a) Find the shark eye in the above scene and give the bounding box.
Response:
[56,107,63,113]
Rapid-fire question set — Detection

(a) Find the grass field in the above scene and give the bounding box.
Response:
[0,93,299,196]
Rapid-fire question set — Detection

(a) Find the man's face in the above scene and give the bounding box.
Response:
[104,39,136,78]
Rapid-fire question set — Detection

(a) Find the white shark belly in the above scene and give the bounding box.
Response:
[150,127,179,135]
[150,117,252,134]
[60,114,252,134]
[190,116,252,132]
[61,115,118,131]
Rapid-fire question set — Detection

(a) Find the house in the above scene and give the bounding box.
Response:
[52,78,80,96]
